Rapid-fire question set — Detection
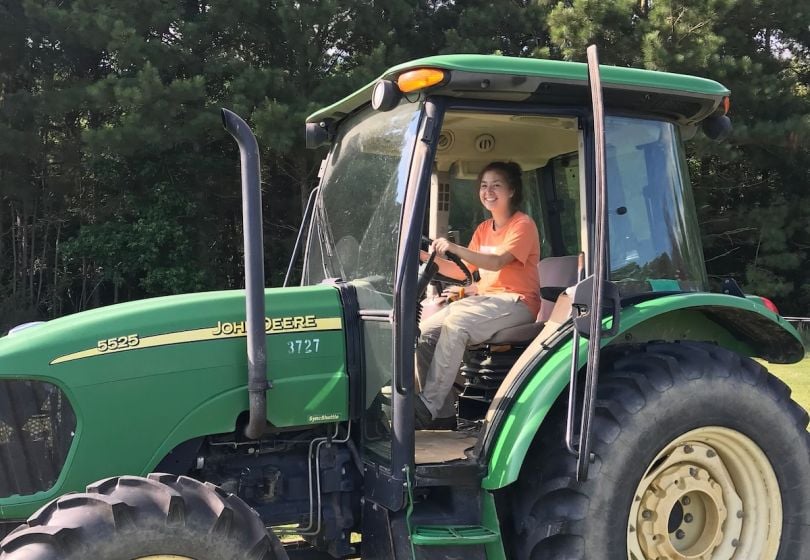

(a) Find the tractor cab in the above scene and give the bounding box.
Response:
[300,55,727,493]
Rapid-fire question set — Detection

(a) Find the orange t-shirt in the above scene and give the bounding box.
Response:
[468,211,541,316]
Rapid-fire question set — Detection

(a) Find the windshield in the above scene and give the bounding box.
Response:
[606,116,708,296]
[302,101,422,303]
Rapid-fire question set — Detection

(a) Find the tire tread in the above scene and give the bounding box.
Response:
[510,342,810,560]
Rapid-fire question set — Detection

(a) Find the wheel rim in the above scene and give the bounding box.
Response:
[627,426,782,560]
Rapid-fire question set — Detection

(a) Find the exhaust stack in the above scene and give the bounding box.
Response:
[221,108,269,440]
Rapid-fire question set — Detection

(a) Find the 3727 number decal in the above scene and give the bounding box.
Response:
[97,334,140,353]
[287,338,320,354]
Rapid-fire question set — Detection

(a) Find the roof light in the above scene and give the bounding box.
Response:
[397,68,446,94]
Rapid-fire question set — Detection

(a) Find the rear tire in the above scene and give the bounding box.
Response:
[510,342,810,560]
[0,473,287,560]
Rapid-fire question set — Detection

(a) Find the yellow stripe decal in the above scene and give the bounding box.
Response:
[50,316,342,365]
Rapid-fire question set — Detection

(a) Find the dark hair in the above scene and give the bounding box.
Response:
[477,161,523,209]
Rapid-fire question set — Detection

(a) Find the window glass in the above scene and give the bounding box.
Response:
[551,154,581,255]
[303,101,421,308]
[605,117,707,296]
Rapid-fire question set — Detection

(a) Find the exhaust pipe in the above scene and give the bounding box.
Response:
[221,108,269,440]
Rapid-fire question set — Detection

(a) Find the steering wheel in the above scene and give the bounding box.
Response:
[418,236,474,293]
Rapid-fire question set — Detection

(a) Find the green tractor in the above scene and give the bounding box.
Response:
[0,47,807,560]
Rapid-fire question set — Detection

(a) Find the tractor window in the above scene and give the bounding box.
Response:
[432,111,580,257]
[446,170,548,252]
[606,117,708,296]
[303,100,421,309]
[549,154,582,255]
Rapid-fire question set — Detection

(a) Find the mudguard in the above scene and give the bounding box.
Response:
[481,292,804,490]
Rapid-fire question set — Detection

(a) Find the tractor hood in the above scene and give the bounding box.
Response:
[0,285,349,516]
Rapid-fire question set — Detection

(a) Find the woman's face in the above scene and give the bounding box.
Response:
[479,169,513,214]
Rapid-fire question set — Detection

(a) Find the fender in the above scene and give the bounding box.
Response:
[481,292,804,490]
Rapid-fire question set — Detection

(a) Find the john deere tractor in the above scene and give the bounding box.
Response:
[0,47,807,560]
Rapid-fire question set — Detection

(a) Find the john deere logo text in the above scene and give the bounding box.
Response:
[213,315,318,336]
[51,314,342,365]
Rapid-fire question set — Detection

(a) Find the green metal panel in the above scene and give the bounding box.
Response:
[307,54,729,124]
[0,285,347,518]
[481,490,507,560]
[482,293,804,491]
[411,526,499,546]
[408,492,505,558]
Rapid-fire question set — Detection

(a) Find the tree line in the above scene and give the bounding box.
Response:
[1,0,808,332]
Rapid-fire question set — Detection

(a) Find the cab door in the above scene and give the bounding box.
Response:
[301,96,442,515]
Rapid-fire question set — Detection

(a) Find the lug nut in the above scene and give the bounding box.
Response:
[676,529,686,540]
[684,445,694,454]
[682,496,691,506]
[642,509,653,519]
[684,513,693,523]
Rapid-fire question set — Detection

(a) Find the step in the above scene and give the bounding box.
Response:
[411,525,500,546]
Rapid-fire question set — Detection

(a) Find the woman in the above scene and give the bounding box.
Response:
[416,161,541,428]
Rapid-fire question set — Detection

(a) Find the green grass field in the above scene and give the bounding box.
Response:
[763,358,810,416]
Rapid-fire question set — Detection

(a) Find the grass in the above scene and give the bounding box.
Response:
[761,357,810,416]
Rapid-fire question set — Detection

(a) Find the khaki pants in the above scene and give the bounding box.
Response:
[416,294,534,418]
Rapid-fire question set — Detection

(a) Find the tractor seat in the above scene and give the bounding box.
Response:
[479,255,579,345]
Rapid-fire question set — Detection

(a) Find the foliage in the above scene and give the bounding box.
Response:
[1,0,808,332]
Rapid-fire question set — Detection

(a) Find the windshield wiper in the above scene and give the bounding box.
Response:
[314,195,347,281]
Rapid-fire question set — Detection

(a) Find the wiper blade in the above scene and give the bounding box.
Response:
[314,195,347,280]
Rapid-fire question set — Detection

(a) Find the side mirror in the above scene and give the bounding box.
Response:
[371,80,401,112]
[702,115,732,141]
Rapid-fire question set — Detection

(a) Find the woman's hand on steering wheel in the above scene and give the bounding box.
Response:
[419,236,474,287]
[430,237,456,258]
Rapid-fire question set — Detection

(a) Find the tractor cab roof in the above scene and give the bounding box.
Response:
[307,54,729,127]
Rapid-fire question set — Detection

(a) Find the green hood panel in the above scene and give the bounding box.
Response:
[0,285,348,517]
[482,292,804,490]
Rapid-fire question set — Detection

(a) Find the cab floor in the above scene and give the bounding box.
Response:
[415,430,478,464]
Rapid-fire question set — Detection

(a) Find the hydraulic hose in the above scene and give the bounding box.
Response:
[221,108,269,440]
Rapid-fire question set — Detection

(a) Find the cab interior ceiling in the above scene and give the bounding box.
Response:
[435,112,579,175]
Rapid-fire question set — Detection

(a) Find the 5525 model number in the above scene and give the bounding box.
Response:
[98,334,140,353]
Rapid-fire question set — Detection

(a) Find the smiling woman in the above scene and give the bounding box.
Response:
[415,160,541,426]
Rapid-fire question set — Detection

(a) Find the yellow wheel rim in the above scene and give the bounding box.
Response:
[627,426,782,560]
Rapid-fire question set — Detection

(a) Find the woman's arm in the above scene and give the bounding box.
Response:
[431,237,515,271]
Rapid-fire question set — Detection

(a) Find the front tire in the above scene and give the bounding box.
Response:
[511,342,810,560]
[0,473,287,560]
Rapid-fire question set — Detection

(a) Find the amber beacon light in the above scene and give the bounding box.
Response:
[396,68,446,93]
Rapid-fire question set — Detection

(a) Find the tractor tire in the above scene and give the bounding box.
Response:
[0,473,287,560]
[510,341,810,560]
